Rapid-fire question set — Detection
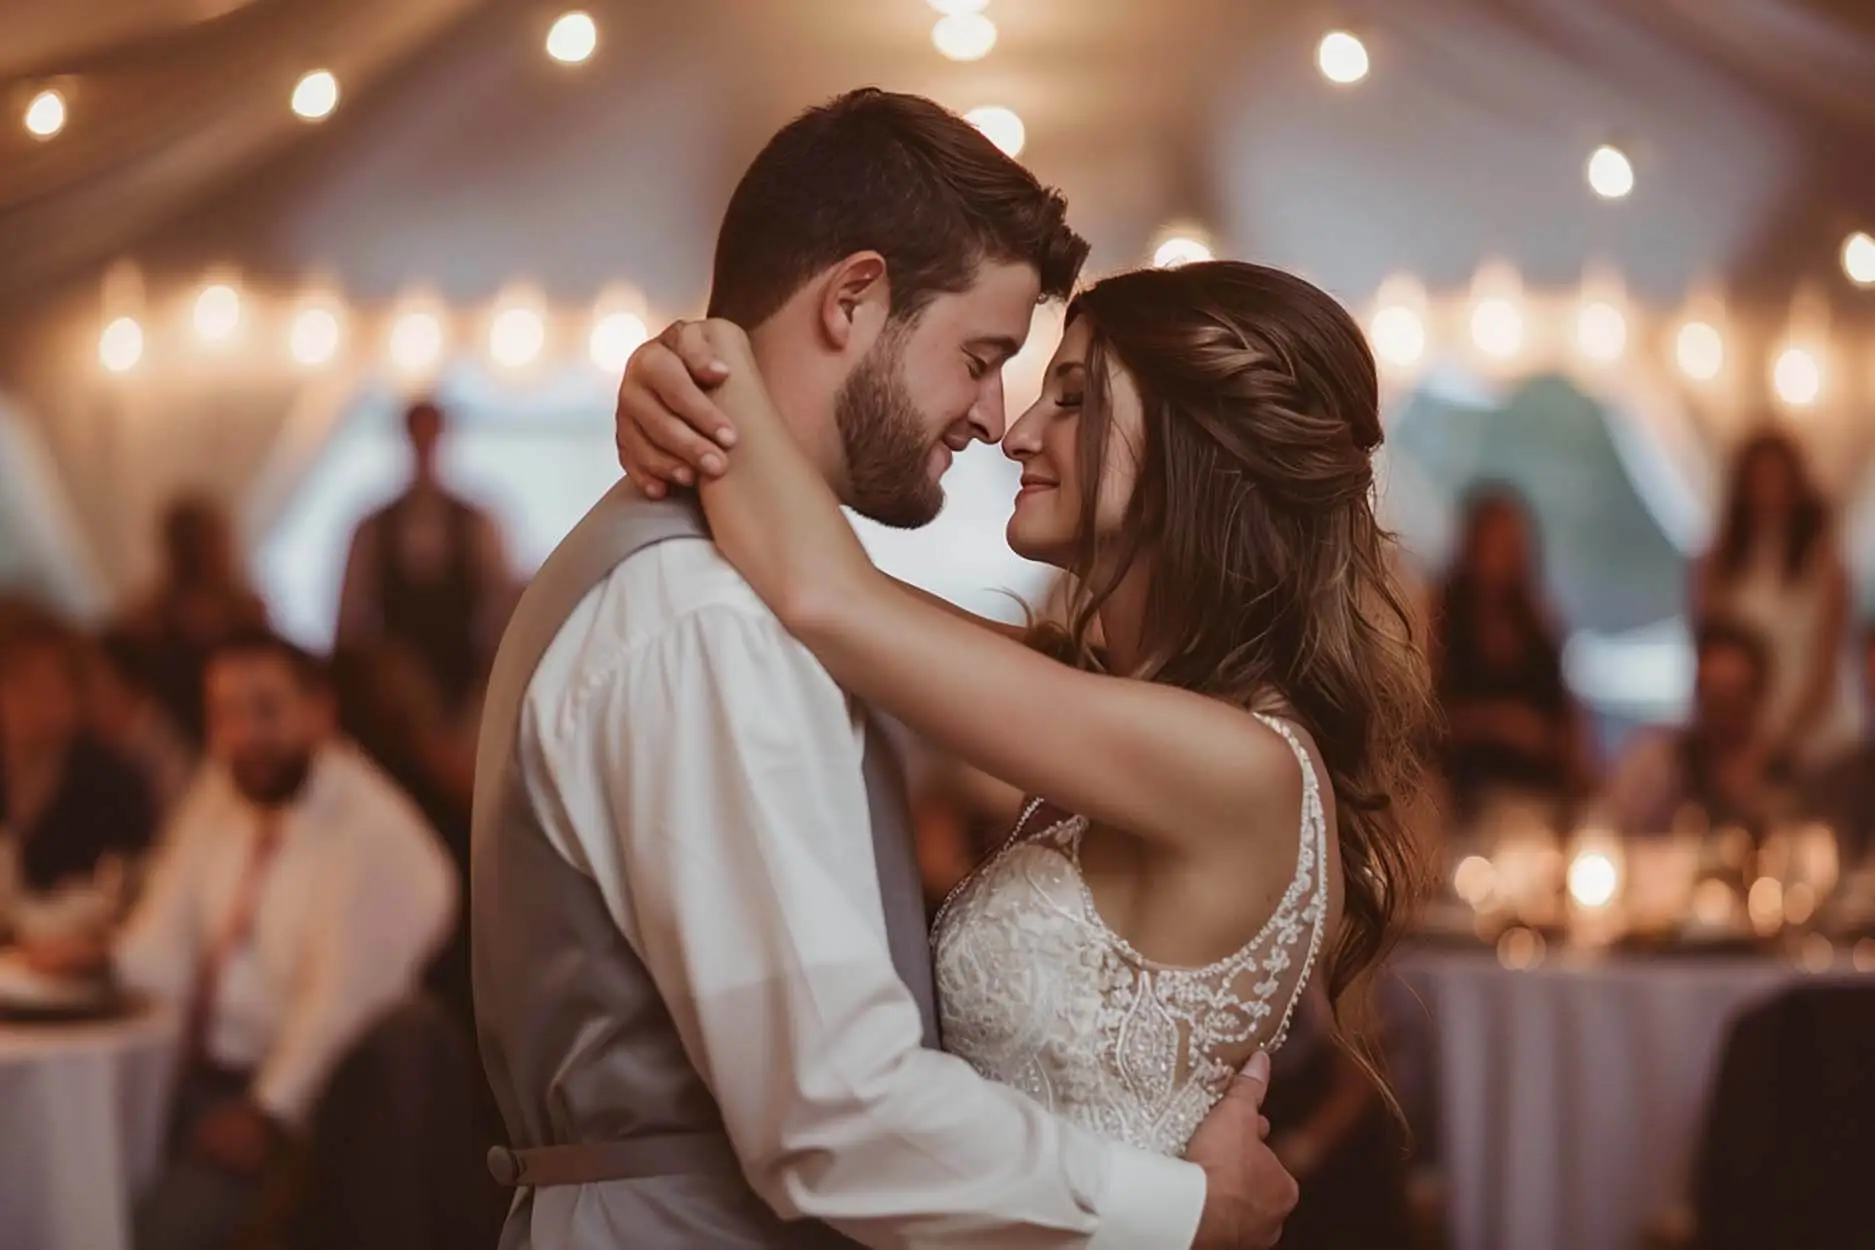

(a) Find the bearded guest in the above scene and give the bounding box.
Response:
[29,629,456,1250]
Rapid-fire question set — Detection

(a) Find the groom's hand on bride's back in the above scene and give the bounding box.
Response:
[1187,1051,1299,1250]
[615,319,744,498]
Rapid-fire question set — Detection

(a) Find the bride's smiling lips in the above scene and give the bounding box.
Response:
[1015,473,1056,501]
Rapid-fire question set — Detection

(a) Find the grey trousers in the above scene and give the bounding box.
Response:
[133,1065,282,1250]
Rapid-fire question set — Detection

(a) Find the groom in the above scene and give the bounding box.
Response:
[472,88,1297,1249]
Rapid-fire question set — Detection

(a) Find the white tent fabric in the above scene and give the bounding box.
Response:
[1,0,1872,603]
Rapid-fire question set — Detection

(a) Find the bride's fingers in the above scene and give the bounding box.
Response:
[642,337,738,449]
[662,320,731,388]
[1259,1116,1271,1140]
[638,399,730,477]
[618,422,694,492]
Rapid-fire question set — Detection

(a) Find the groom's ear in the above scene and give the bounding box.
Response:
[817,252,891,355]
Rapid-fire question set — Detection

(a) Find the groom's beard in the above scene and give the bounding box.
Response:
[836,332,944,530]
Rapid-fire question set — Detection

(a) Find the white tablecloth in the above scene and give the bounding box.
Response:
[1394,948,1861,1250]
[0,1007,179,1250]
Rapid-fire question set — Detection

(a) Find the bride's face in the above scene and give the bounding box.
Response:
[1002,319,1145,569]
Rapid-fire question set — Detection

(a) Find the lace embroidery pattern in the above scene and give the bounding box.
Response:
[932,714,1330,1157]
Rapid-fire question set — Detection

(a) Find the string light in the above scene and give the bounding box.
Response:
[1152,235,1213,268]
[99,317,143,373]
[1369,304,1426,368]
[1316,31,1370,85]
[1587,144,1634,200]
[1675,320,1724,380]
[490,305,546,368]
[965,106,1025,157]
[932,12,997,61]
[1772,346,1822,407]
[546,12,598,65]
[1575,300,1627,363]
[1843,231,1875,287]
[590,311,649,372]
[24,89,66,139]
[388,310,445,376]
[292,70,340,121]
[1469,296,1524,359]
[193,283,241,342]
[289,306,342,366]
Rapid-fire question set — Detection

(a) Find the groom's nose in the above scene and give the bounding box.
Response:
[969,376,1007,443]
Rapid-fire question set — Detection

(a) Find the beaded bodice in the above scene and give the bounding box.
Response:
[931,714,1330,1157]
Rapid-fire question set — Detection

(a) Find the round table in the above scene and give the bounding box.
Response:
[0,1006,179,1250]
[1394,946,1867,1250]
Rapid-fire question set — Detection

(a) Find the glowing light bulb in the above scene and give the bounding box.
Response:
[292,70,340,121]
[1316,31,1370,85]
[1576,300,1627,363]
[1587,144,1634,200]
[1369,305,1426,368]
[388,311,445,375]
[932,12,996,61]
[1676,320,1724,381]
[99,317,144,373]
[1772,346,1821,407]
[590,311,649,372]
[193,284,241,342]
[24,89,65,138]
[1153,236,1213,269]
[965,106,1025,158]
[546,12,598,64]
[289,307,341,366]
[1842,231,1875,287]
[1470,297,1523,359]
[490,306,545,368]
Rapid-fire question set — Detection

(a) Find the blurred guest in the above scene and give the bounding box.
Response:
[1432,489,1584,819]
[121,496,269,746]
[1604,618,1788,836]
[336,400,513,721]
[1694,430,1851,771]
[328,642,474,1026]
[1261,985,1413,1250]
[1802,624,1875,866]
[0,611,156,900]
[88,627,198,815]
[29,629,456,1250]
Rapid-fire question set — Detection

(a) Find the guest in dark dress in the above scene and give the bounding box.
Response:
[1433,489,1585,820]
[0,613,156,896]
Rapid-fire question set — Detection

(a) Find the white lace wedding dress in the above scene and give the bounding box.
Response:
[932,713,1331,1157]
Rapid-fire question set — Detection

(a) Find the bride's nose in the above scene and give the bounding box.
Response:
[1002,403,1044,461]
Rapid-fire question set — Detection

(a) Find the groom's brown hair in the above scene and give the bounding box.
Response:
[707,88,1087,328]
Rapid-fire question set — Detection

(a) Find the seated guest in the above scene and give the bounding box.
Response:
[1604,619,1789,836]
[29,629,455,1250]
[1432,489,1585,819]
[1802,624,1875,866]
[88,628,199,816]
[0,612,157,900]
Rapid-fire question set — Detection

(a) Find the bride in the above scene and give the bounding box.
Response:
[617,259,1434,1156]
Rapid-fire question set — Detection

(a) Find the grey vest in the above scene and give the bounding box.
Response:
[471,484,938,1249]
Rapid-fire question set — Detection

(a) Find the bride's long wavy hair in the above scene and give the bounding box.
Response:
[1027,261,1435,1102]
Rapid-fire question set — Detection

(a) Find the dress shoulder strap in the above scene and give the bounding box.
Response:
[1245,712,1333,1053]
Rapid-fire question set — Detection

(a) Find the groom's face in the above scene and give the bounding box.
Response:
[836,260,1041,529]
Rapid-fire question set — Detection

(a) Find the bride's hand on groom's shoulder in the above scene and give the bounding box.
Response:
[615,318,744,498]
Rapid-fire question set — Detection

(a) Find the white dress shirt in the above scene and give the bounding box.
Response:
[520,536,1206,1250]
[115,742,457,1125]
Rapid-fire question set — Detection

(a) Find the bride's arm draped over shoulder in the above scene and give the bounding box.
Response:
[693,321,1287,852]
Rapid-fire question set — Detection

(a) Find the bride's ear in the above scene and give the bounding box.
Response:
[817,252,891,355]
